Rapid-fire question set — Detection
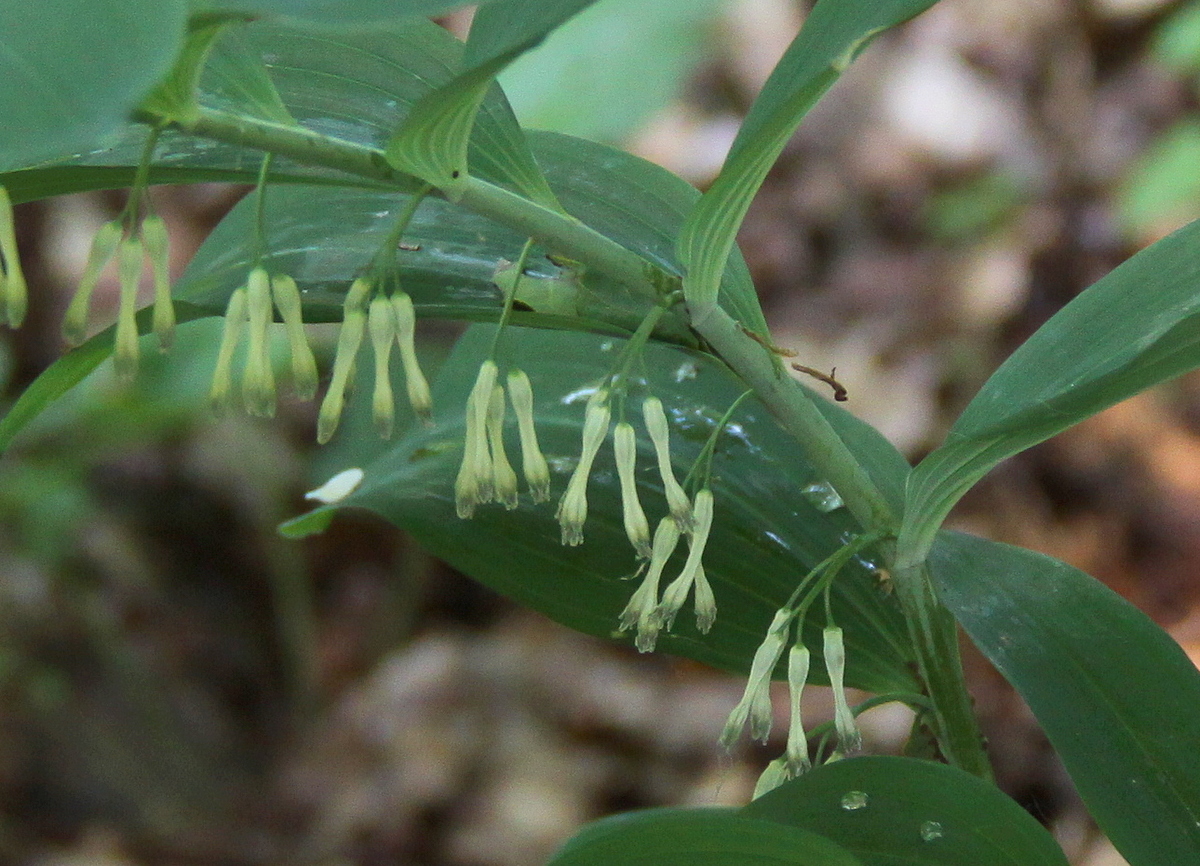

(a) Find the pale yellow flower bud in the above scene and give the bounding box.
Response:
[209,287,248,415]
[642,397,693,531]
[242,267,276,418]
[64,220,122,345]
[316,284,369,443]
[391,293,432,423]
[720,608,791,749]
[785,644,812,776]
[487,384,519,509]
[556,390,610,546]
[271,274,318,401]
[455,360,499,517]
[506,369,550,502]
[613,422,651,558]
[823,625,861,754]
[618,516,681,653]
[140,215,174,350]
[0,187,27,328]
[367,296,396,438]
[113,235,144,382]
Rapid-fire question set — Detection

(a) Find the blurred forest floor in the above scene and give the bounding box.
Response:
[3,0,1200,864]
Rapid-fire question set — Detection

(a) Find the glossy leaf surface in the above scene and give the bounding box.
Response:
[931,531,1200,866]
[905,217,1200,556]
[548,808,861,866]
[291,325,916,692]
[189,0,497,24]
[746,756,1069,866]
[0,0,187,171]
[677,0,936,320]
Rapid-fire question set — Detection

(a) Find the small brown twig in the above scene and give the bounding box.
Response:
[791,364,848,402]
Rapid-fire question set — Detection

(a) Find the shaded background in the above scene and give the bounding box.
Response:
[3,0,1200,863]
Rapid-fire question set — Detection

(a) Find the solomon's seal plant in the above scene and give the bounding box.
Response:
[2,1,1200,864]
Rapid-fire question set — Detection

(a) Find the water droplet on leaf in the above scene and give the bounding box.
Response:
[920,820,943,841]
[802,481,844,513]
[840,791,869,811]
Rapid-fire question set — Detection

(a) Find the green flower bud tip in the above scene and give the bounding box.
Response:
[506,369,550,503]
[753,756,790,799]
[642,396,693,532]
[113,235,144,382]
[305,467,364,504]
[209,287,248,415]
[140,214,174,351]
[487,384,519,510]
[555,390,610,546]
[454,360,499,517]
[64,220,122,346]
[0,186,27,328]
[720,608,791,750]
[391,293,432,424]
[618,516,681,653]
[785,644,812,777]
[242,267,277,418]
[271,274,318,401]
[823,625,862,755]
[613,422,652,559]
[367,296,396,438]
[317,305,366,444]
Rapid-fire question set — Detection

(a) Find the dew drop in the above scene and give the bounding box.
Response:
[600,340,614,352]
[839,791,869,811]
[920,820,943,841]
[802,481,844,513]
[674,361,699,382]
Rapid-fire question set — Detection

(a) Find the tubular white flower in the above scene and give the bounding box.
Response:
[455,360,499,517]
[487,384,519,509]
[785,644,812,776]
[317,278,371,443]
[113,235,144,382]
[618,516,681,652]
[823,625,862,755]
[0,186,26,328]
[642,396,693,531]
[368,295,396,438]
[720,608,792,749]
[209,287,248,415]
[655,488,716,631]
[506,368,550,502]
[613,422,651,558]
[64,219,122,345]
[242,267,277,417]
[271,274,318,400]
[391,292,432,422]
[555,389,610,546]
[140,214,174,350]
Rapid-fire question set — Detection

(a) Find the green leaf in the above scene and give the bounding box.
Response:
[903,217,1200,559]
[548,808,862,865]
[498,0,726,142]
[1118,120,1200,239]
[139,17,234,125]
[0,0,187,171]
[188,0,497,24]
[745,756,1069,866]
[465,0,601,67]
[931,531,1200,866]
[299,324,915,692]
[201,23,295,125]
[676,0,937,321]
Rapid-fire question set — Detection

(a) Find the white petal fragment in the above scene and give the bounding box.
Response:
[305,467,365,504]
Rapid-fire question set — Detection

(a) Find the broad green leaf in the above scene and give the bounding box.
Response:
[0,0,187,171]
[548,808,861,865]
[4,17,535,198]
[746,756,1069,866]
[1118,120,1200,238]
[498,0,727,142]
[139,18,234,125]
[293,324,916,692]
[676,0,937,321]
[385,0,601,203]
[188,0,499,24]
[902,217,1200,559]
[931,531,1200,866]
